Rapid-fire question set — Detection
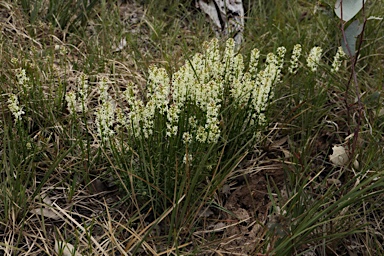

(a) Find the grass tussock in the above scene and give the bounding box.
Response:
[1,0,384,255]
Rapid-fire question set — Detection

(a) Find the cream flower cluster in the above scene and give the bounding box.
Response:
[65,73,89,115]
[230,44,286,127]
[289,44,302,74]
[252,49,285,125]
[66,40,345,148]
[168,39,225,143]
[122,81,145,138]
[290,44,344,74]
[331,46,345,73]
[8,94,24,123]
[65,91,77,115]
[16,68,30,91]
[7,68,29,123]
[307,46,323,72]
[114,38,284,145]
[95,77,115,139]
[121,69,171,139]
[172,39,282,143]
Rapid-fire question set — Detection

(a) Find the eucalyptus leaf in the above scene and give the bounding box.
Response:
[335,0,367,22]
[341,20,363,56]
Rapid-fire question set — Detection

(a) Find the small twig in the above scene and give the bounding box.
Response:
[339,0,367,159]
[350,2,367,157]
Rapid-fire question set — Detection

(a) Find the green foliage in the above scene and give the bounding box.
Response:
[260,0,384,254]
[334,0,366,57]
[18,0,99,31]
[63,38,282,221]
[267,145,384,254]
[1,0,383,254]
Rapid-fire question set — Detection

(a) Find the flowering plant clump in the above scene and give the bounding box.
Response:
[61,39,342,210]
[114,39,284,145]
[70,39,284,146]
[96,38,286,203]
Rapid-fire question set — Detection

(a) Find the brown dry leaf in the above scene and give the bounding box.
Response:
[54,240,82,256]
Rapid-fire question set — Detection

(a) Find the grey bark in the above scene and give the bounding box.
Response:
[196,0,244,47]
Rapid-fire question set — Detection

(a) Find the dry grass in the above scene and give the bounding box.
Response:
[1,0,384,255]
